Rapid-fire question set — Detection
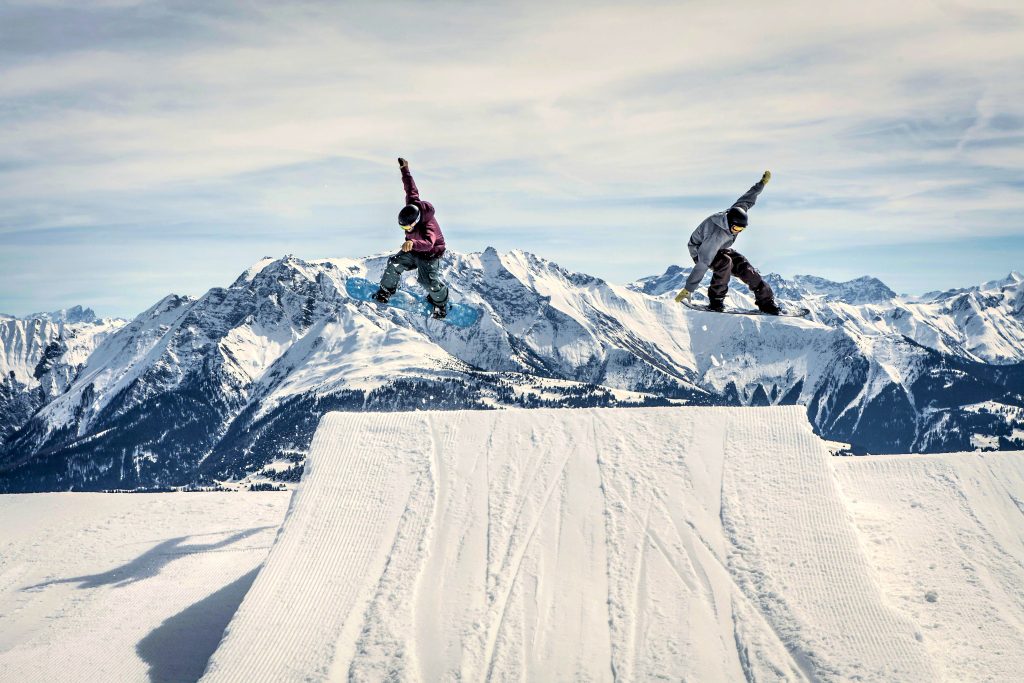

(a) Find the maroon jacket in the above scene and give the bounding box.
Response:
[402,168,446,257]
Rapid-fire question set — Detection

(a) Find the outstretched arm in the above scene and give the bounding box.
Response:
[731,170,771,211]
[398,157,420,204]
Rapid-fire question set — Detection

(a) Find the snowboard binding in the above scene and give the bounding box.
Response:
[430,300,448,319]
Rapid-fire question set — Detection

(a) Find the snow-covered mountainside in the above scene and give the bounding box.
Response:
[0,309,123,445]
[1,251,1022,491]
[632,267,1024,364]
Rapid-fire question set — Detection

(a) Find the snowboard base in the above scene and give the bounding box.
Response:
[345,277,481,328]
[681,300,810,318]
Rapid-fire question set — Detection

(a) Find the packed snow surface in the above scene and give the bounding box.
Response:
[834,454,1024,682]
[0,493,289,682]
[203,407,1024,682]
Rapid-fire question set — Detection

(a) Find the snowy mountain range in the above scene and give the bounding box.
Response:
[0,308,122,446]
[2,250,1022,492]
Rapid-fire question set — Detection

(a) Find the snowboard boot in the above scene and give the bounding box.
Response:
[372,287,394,304]
[430,300,448,319]
[706,298,726,313]
[751,282,780,315]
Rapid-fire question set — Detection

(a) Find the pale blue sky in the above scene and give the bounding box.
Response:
[2,0,1023,317]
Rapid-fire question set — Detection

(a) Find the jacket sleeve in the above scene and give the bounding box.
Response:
[683,230,731,292]
[406,222,439,251]
[402,167,421,205]
[731,179,766,211]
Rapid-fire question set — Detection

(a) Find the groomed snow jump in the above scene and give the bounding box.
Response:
[201,407,1024,682]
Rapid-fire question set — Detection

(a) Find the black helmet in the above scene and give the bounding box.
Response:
[727,206,748,228]
[398,204,420,227]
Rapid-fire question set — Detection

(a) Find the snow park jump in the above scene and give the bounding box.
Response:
[200,408,1024,682]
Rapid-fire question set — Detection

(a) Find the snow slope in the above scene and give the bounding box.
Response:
[633,267,1024,364]
[203,407,1024,682]
[0,492,289,682]
[834,452,1024,682]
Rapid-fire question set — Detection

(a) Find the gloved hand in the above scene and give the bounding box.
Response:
[761,170,771,184]
[674,288,692,303]
[401,240,414,253]
[398,158,409,169]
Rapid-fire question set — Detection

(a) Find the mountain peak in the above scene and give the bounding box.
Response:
[21,305,98,324]
[981,271,1024,290]
[233,256,281,287]
[791,275,896,304]
[627,264,690,296]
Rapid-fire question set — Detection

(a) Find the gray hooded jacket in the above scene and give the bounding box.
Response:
[683,179,766,293]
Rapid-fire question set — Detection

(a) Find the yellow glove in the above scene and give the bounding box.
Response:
[761,170,771,184]
[674,288,692,303]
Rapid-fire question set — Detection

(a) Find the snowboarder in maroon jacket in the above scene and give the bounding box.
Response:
[373,158,450,318]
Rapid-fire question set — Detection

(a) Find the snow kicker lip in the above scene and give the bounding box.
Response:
[193,407,1024,682]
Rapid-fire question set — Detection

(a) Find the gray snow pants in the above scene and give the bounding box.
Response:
[708,249,774,305]
[379,251,449,306]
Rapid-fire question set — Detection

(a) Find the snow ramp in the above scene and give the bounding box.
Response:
[201,407,1024,682]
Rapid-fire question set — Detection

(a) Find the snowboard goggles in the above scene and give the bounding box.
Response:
[730,224,747,233]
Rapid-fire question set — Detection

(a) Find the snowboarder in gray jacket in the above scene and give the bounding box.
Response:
[674,171,780,315]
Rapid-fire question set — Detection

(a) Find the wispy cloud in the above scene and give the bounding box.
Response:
[1,0,1023,316]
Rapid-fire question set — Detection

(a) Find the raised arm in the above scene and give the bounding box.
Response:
[731,170,771,211]
[398,157,421,205]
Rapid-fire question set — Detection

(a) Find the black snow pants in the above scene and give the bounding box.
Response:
[379,251,449,306]
[708,249,774,305]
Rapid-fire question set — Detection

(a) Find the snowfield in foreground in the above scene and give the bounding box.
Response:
[0,493,289,682]
[203,407,1024,682]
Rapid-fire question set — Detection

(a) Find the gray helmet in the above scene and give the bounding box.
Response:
[727,206,748,227]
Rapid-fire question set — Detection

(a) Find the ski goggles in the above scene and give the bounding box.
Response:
[730,224,746,233]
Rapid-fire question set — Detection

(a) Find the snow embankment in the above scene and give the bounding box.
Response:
[201,407,1024,681]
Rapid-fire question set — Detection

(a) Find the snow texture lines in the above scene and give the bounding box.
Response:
[203,407,1024,682]
[200,412,424,683]
[410,411,461,682]
[720,407,937,681]
[835,452,1024,681]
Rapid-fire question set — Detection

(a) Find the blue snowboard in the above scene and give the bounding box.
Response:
[345,277,482,328]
